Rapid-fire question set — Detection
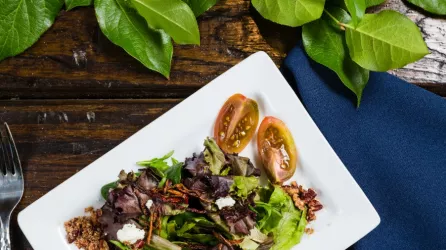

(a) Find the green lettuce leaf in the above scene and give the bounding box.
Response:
[137,151,184,183]
[165,160,183,184]
[137,150,174,171]
[109,240,131,250]
[100,181,117,200]
[230,176,259,197]
[203,138,226,175]
[254,202,282,233]
[270,209,305,250]
[255,186,307,249]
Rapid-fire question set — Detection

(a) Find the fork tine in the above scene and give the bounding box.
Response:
[0,125,10,175]
[4,123,22,177]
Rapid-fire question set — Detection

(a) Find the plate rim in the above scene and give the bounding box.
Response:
[18,51,380,250]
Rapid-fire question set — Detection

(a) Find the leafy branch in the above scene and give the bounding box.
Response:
[0,0,219,78]
[253,0,442,106]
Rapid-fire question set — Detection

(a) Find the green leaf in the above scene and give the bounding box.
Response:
[255,186,306,249]
[252,0,325,27]
[165,162,183,184]
[95,0,173,77]
[254,202,282,232]
[137,150,174,173]
[65,0,92,10]
[100,181,118,200]
[365,0,385,7]
[406,0,446,15]
[130,0,200,45]
[303,8,369,106]
[344,0,365,25]
[296,208,308,238]
[203,138,226,175]
[220,167,231,176]
[182,0,218,17]
[0,0,63,61]
[230,176,259,197]
[270,210,306,249]
[109,240,131,250]
[345,10,429,71]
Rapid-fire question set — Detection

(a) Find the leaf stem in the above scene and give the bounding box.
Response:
[323,9,340,24]
[323,9,354,30]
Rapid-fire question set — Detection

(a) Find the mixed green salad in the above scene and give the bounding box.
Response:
[65,94,323,250]
[65,138,322,250]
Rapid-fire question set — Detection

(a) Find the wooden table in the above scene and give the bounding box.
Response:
[1,0,444,248]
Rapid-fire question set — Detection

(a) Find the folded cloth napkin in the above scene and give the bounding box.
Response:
[282,45,446,250]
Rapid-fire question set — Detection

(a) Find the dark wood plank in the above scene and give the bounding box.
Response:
[0,99,181,249]
[0,1,284,100]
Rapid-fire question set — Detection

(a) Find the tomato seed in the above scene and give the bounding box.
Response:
[245,126,251,130]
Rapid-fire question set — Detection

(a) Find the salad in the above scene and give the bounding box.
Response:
[64,94,323,250]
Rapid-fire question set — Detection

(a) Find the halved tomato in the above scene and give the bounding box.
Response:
[214,94,259,154]
[257,117,298,183]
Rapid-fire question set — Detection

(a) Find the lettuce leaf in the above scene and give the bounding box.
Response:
[165,161,183,184]
[255,186,307,249]
[230,176,259,197]
[270,209,306,250]
[203,138,226,174]
[137,150,174,173]
[109,240,131,250]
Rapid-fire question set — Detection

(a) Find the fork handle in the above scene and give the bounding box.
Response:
[0,215,11,250]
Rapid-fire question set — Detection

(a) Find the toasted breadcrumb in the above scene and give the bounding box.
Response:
[64,207,109,250]
[305,227,314,235]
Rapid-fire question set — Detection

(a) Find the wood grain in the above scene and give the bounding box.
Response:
[371,0,446,95]
[1,99,180,249]
[0,1,283,100]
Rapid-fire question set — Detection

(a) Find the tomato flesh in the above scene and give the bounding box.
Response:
[257,116,297,183]
[214,94,259,154]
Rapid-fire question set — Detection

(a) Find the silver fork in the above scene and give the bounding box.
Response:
[0,123,24,250]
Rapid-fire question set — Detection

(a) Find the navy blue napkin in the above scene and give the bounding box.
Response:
[282,45,446,250]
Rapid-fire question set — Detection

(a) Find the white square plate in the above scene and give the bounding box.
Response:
[18,52,380,250]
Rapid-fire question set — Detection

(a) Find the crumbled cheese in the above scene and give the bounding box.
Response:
[215,196,236,209]
[116,224,145,244]
[146,199,153,210]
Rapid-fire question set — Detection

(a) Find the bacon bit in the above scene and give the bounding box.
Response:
[146,212,154,245]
